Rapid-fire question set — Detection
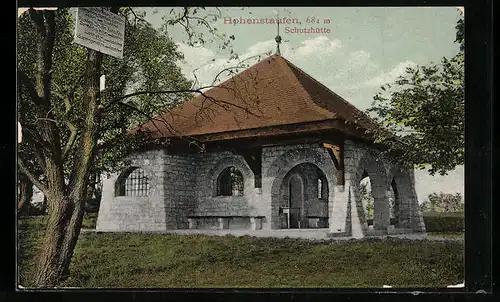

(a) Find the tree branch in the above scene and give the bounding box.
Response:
[118,102,179,136]
[37,117,58,123]
[20,123,53,152]
[103,88,196,109]
[62,123,78,161]
[116,102,204,150]
[209,53,266,86]
[19,126,50,168]
[52,82,81,161]
[69,72,85,101]
[105,86,264,121]
[125,7,148,25]
[166,7,225,47]
[18,157,48,196]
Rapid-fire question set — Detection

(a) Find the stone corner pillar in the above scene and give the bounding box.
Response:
[96,173,118,231]
[348,185,365,239]
[372,188,391,231]
[329,185,348,234]
[411,207,427,233]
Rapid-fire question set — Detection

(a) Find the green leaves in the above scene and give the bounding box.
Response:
[18,8,194,180]
[454,18,464,52]
[365,18,464,176]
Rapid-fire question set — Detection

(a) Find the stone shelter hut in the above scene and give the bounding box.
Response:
[96,54,426,238]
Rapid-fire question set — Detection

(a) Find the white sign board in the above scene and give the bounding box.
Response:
[73,7,125,59]
[18,122,22,144]
[100,75,106,91]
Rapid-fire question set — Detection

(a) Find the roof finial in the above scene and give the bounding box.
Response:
[275,9,282,55]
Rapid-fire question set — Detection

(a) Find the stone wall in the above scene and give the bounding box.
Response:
[163,153,198,229]
[96,149,168,232]
[97,148,265,232]
[194,151,263,218]
[97,140,425,236]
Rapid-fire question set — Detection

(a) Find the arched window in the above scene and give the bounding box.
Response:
[117,167,149,197]
[317,179,323,199]
[216,166,244,196]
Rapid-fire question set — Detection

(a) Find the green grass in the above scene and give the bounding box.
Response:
[18,216,464,288]
[427,232,464,239]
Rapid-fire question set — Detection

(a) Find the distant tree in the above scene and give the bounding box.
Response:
[364,16,464,176]
[360,182,374,219]
[388,188,395,219]
[420,192,463,213]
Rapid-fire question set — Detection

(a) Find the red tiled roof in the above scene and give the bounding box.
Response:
[130,54,378,141]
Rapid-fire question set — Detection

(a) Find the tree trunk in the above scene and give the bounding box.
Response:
[33,192,73,286]
[34,47,104,287]
[18,172,33,216]
[41,195,48,215]
[28,7,115,288]
[57,47,104,280]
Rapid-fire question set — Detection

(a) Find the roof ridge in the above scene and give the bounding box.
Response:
[279,56,376,127]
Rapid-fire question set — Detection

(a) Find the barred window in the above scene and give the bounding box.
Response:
[216,166,244,196]
[117,167,149,197]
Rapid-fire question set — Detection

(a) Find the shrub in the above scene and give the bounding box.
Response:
[82,212,98,229]
[366,213,464,233]
[85,198,100,213]
[420,192,464,213]
[422,212,464,232]
[27,203,47,216]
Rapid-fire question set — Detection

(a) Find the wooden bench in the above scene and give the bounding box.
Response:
[187,215,265,230]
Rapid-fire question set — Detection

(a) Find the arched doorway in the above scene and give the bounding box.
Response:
[388,169,418,230]
[277,163,329,229]
[353,154,391,233]
[359,170,374,224]
[287,174,303,228]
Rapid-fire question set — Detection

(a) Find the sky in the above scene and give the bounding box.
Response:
[142,7,462,109]
[137,7,465,203]
[23,7,464,204]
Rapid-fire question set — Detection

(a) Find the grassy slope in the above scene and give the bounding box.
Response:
[18,216,464,288]
[427,232,464,239]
